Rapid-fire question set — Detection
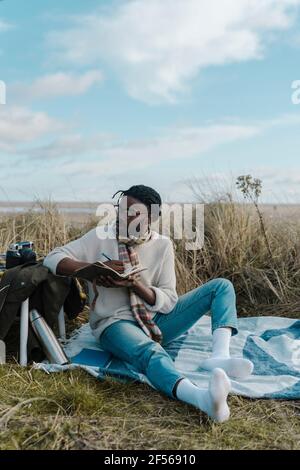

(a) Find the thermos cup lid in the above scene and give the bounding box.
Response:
[29,309,41,322]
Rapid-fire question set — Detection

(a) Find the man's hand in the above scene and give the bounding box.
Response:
[97,274,139,288]
[95,260,126,286]
[56,258,157,307]
[56,258,125,276]
[102,260,125,273]
[97,274,156,306]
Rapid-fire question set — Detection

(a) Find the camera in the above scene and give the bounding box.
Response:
[6,241,37,269]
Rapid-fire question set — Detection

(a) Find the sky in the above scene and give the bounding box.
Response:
[0,0,300,203]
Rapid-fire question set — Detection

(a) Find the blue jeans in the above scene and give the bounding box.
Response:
[99,278,238,398]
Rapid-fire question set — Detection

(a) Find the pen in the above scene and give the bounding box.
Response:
[101,252,112,261]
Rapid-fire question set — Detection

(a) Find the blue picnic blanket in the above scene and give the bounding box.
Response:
[34,315,300,399]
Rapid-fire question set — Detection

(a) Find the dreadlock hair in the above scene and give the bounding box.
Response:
[112,184,162,217]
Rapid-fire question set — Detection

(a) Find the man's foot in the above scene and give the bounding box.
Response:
[175,370,231,423]
[202,368,231,423]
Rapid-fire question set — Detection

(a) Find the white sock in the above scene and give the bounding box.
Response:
[200,328,254,379]
[212,327,231,358]
[176,368,231,423]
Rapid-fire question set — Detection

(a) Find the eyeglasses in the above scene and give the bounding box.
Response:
[114,204,144,217]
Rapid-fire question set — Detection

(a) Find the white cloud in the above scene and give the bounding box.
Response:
[15,112,300,172]
[0,106,65,151]
[27,132,115,159]
[11,70,104,102]
[26,112,300,173]
[3,121,259,200]
[2,110,300,202]
[56,122,261,176]
[0,18,13,55]
[0,110,263,197]
[47,0,300,103]
[0,19,13,33]
[5,120,257,165]
[2,118,259,168]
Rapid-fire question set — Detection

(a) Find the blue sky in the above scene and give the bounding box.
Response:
[1,0,300,202]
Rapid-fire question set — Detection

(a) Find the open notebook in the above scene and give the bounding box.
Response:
[73,260,147,282]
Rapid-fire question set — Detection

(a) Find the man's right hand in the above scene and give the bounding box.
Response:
[56,257,125,285]
[102,260,124,273]
[95,260,124,286]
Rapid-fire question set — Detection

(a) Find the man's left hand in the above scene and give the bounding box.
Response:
[97,274,139,288]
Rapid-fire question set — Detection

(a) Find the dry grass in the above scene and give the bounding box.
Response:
[0,196,299,450]
[0,366,299,450]
[0,199,98,258]
[175,195,300,317]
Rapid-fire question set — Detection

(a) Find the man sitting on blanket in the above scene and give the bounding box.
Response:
[43,184,254,423]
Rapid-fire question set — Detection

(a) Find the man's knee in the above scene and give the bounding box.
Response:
[132,340,167,373]
[213,277,235,293]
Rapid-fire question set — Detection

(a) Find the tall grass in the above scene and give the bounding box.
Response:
[175,183,300,316]
[0,199,96,258]
[1,192,300,317]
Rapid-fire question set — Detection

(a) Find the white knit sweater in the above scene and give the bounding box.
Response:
[43,224,178,340]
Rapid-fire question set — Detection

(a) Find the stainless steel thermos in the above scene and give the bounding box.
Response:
[29,309,69,365]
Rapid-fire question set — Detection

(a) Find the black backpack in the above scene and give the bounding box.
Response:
[0,261,86,362]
